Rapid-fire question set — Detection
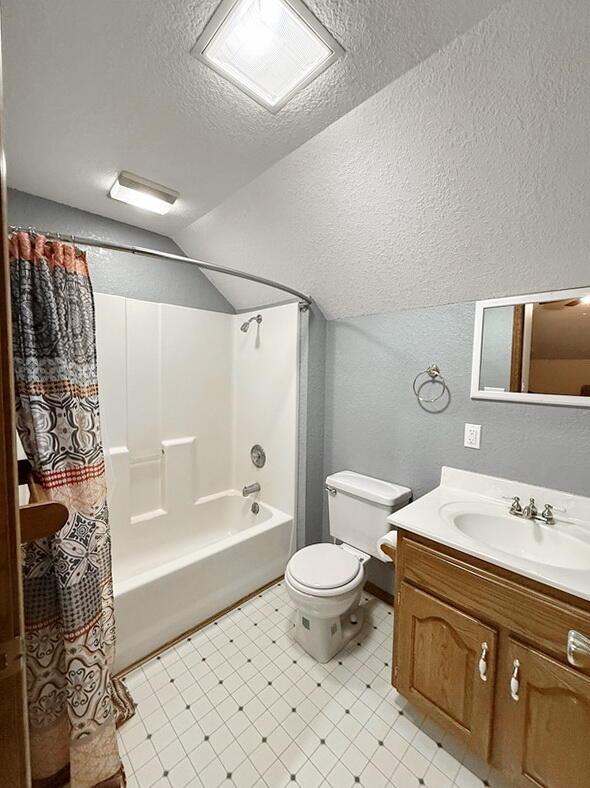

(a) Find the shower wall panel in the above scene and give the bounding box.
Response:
[161,303,233,497]
[94,293,233,573]
[94,294,299,581]
[126,299,163,520]
[233,302,299,517]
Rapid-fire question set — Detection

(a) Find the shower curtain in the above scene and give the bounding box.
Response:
[9,232,133,788]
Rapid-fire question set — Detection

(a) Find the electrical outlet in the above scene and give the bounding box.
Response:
[464,423,481,449]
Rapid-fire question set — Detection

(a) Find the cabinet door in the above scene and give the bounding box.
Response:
[498,639,590,788]
[395,583,497,760]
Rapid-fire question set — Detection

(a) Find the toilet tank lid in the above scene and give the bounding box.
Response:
[326,471,411,507]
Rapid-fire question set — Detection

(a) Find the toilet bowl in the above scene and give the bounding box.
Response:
[285,543,369,663]
[286,471,412,663]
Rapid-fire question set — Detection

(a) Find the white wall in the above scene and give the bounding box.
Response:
[95,294,299,574]
[233,303,299,516]
[175,0,590,319]
[95,294,233,573]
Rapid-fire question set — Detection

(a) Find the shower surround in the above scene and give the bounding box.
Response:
[94,296,299,670]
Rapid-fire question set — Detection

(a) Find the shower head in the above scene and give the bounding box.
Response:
[240,314,263,333]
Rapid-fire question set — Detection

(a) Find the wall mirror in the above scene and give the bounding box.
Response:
[471,287,590,407]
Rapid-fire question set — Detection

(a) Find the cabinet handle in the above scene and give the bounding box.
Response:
[510,658,520,701]
[567,630,590,669]
[478,641,489,682]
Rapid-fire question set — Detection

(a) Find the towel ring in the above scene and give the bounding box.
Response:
[413,364,447,403]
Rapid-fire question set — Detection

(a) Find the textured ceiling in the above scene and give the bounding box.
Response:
[176,0,590,319]
[3,0,501,235]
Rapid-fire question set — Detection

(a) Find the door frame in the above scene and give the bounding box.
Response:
[0,8,30,785]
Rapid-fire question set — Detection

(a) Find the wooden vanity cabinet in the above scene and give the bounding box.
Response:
[496,639,590,788]
[396,583,497,760]
[393,531,590,788]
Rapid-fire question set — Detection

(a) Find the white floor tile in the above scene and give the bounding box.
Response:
[393,760,422,787]
[208,724,234,755]
[296,759,323,788]
[118,583,492,788]
[312,742,338,777]
[403,744,430,778]
[266,725,291,758]
[189,740,217,771]
[127,738,158,772]
[200,756,227,788]
[218,740,247,772]
[361,761,390,788]
[134,755,164,788]
[263,758,291,788]
[249,742,276,774]
[326,761,356,788]
[372,743,399,780]
[230,755,259,787]
[280,741,307,773]
[119,719,147,751]
[159,739,187,772]
[167,756,197,788]
[424,762,453,788]
[151,723,178,754]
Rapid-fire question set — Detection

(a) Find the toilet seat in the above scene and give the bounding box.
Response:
[286,544,365,598]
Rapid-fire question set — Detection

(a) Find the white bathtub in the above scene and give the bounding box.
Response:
[113,491,293,672]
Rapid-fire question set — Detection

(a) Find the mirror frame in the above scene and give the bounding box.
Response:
[471,286,590,408]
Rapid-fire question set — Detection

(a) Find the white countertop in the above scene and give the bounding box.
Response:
[382,467,590,603]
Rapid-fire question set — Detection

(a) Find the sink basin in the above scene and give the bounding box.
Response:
[440,503,590,570]
[386,468,590,601]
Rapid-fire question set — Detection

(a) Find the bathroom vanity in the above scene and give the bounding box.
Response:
[383,468,590,788]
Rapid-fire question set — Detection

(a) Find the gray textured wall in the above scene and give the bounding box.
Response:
[323,302,590,591]
[8,189,233,313]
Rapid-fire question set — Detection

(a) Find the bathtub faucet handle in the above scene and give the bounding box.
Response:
[242,483,261,497]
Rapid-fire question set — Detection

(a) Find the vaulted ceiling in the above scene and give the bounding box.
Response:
[176,0,590,318]
[4,0,501,237]
[5,1,588,320]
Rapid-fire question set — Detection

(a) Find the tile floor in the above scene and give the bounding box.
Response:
[119,582,510,788]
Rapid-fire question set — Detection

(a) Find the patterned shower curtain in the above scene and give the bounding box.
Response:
[9,232,132,788]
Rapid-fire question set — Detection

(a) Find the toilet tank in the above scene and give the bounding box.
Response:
[326,471,411,559]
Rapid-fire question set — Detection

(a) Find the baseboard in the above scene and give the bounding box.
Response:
[365,580,395,607]
[116,575,284,677]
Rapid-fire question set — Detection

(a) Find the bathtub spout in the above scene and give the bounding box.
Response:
[242,483,261,497]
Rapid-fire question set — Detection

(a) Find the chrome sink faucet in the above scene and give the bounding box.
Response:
[522,497,538,520]
[242,482,261,497]
[508,496,555,525]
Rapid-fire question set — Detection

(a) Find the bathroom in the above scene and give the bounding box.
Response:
[0,1,589,787]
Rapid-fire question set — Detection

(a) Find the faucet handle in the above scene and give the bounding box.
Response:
[541,504,555,524]
[508,496,522,514]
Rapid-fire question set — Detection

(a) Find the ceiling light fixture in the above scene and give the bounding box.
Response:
[192,0,344,113]
[109,171,179,215]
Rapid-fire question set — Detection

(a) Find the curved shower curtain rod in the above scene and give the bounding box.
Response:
[8,225,313,307]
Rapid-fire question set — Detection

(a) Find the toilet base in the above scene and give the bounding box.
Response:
[293,604,365,663]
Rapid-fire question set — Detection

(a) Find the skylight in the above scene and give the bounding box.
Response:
[192,0,343,113]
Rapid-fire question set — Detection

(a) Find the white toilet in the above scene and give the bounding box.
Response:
[285,471,411,663]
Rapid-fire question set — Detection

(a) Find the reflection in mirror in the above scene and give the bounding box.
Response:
[478,294,590,397]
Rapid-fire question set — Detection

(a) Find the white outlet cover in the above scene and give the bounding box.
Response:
[464,423,481,450]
